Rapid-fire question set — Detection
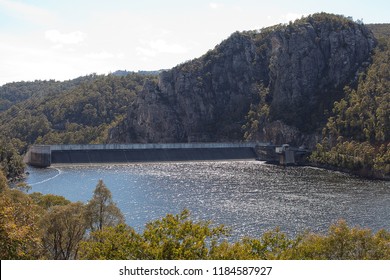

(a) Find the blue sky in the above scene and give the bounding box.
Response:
[0,0,388,85]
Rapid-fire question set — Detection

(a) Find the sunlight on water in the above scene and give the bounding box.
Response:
[26,161,390,240]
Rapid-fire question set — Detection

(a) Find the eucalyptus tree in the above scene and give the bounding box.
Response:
[41,202,87,260]
[85,179,124,231]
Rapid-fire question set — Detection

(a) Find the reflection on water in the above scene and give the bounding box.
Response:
[26,161,390,240]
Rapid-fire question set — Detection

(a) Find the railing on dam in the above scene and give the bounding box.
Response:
[26,142,267,168]
[49,142,263,151]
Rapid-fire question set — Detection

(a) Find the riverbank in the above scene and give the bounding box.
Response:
[263,155,390,181]
[306,162,390,181]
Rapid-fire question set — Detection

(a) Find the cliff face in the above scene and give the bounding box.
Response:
[110,14,376,146]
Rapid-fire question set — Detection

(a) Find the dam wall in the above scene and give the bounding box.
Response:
[27,142,261,167]
[28,145,51,167]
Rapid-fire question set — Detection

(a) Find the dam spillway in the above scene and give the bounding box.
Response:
[26,143,261,167]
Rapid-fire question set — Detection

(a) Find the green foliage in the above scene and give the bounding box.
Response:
[79,214,390,260]
[242,228,301,260]
[141,209,228,260]
[242,83,270,140]
[0,170,8,193]
[85,179,125,231]
[310,140,377,171]
[0,189,43,259]
[0,137,25,180]
[0,80,62,112]
[79,224,143,260]
[0,73,153,181]
[212,221,390,260]
[0,73,153,149]
[208,239,255,259]
[311,37,390,178]
[374,143,390,174]
[29,193,71,210]
[367,24,390,40]
[41,202,87,259]
[293,12,356,28]
[290,220,390,260]
[0,76,101,112]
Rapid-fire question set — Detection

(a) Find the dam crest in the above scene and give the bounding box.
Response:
[26,142,264,167]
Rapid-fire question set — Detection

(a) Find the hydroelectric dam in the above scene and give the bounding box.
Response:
[26,142,270,168]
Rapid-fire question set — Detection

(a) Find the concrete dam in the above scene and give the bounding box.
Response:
[26,142,262,167]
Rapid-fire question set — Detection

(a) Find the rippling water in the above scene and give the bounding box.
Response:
[26,161,390,240]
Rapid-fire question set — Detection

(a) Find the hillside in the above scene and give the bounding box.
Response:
[310,28,390,178]
[0,75,102,112]
[367,23,390,39]
[110,13,376,147]
[0,73,157,178]
[0,73,154,150]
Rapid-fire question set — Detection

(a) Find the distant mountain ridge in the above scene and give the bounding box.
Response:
[112,70,163,77]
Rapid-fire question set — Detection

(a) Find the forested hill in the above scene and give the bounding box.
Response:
[0,73,155,148]
[0,75,100,112]
[367,23,390,39]
[0,73,155,178]
[311,23,390,179]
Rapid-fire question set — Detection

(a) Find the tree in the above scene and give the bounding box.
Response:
[85,179,124,231]
[0,189,42,259]
[41,202,87,260]
[208,239,256,260]
[141,209,228,260]
[0,137,25,180]
[0,170,7,193]
[311,37,390,178]
[79,224,143,260]
[29,192,70,210]
[289,220,390,260]
[242,83,270,140]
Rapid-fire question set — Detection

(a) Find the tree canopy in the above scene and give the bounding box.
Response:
[310,36,390,178]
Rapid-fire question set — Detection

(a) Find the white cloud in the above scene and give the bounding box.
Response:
[209,2,223,9]
[45,30,86,45]
[0,0,56,25]
[86,51,124,60]
[150,40,188,54]
[136,47,158,57]
[137,39,188,57]
[0,40,78,84]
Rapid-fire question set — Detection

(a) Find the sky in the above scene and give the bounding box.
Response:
[0,0,389,85]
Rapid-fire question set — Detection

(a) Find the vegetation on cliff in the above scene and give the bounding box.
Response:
[1,177,390,260]
[310,35,390,178]
[0,137,25,180]
[0,73,155,152]
[0,73,156,181]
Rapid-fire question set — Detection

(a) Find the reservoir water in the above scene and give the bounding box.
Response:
[26,160,390,240]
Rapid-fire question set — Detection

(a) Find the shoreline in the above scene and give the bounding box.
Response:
[262,159,390,181]
[305,162,390,181]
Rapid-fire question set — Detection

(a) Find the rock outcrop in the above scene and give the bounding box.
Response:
[110,13,376,146]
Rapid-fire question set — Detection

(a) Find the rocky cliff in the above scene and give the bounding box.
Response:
[110,13,376,147]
